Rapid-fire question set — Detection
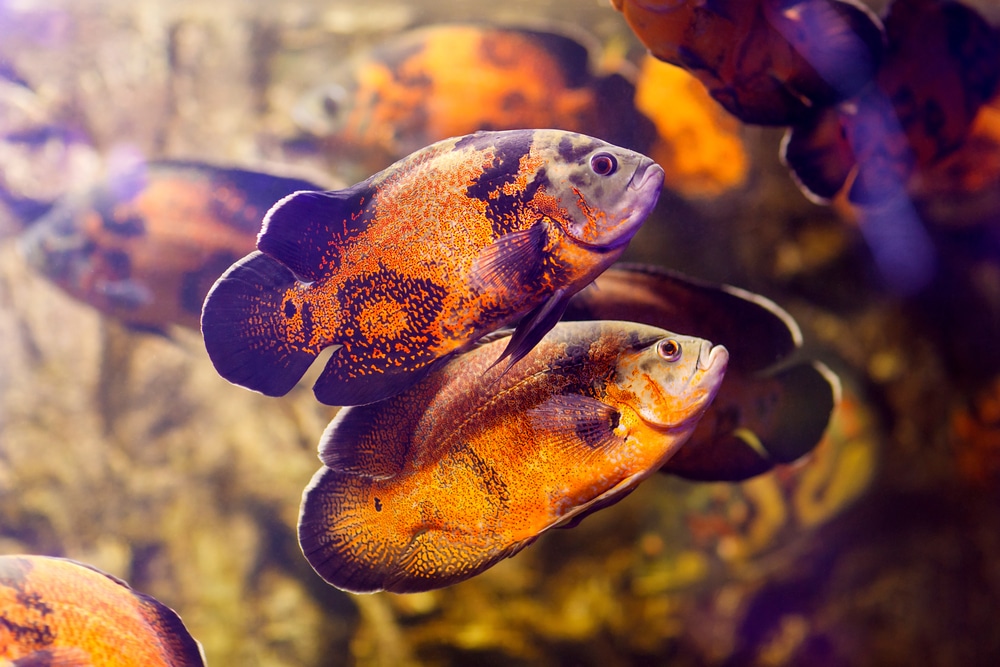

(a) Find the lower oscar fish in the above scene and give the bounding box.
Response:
[563,264,840,481]
[0,555,205,666]
[298,320,728,593]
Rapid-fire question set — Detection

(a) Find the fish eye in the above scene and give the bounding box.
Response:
[656,338,682,362]
[590,153,618,176]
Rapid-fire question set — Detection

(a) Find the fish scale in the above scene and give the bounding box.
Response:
[0,555,205,666]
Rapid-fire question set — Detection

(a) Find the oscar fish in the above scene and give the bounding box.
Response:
[781,0,1000,206]
[632,54,750,198]
[0,554,205,666]
[18,160,322,332]
[298,320,728,593]
[564,264,838,481]
[201,129,665,406]
[293,24,653,177]
[610,0,884,126]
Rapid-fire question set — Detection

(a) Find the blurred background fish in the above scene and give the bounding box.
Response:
[610,0,884,125]
[780,0,1000,293]
[0,554,205,666]
[18,159,324,333]
[291,23,656,179]
[782,0,1000,207]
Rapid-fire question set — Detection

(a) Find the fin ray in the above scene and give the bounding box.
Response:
[469,224,547,295]
[258,185,368,282]
[494,288,570,372]
[527,394,625,455]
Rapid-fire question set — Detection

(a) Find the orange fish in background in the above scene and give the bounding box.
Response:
[298,320,728,593]
[0,555,205,666]
[781,0,1000,206]
[18,160,323,332]
[633,54,750,197]
[952,374,1000,488]
[293,24,655,177]
[610,0,884,125]
[564,264,839,480]
[201,129,665,407]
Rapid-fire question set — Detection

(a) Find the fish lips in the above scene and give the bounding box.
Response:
[628,157,665,194]
[699,341,729,374]
[586,159,665,252]
[615,159,665,240]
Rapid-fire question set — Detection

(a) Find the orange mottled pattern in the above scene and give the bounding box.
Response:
[0,555,203,666]
[337,26,598,160]
[299,321,724,592]
[275,136,600,380]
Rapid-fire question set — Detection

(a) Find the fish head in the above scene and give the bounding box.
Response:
[539,131,665,250]
[614,328,728,432]
[293,82,353,138]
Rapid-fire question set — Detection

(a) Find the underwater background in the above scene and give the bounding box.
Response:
[2,0,1000,665]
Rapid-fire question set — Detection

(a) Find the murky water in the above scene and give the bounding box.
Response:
[2,1,1000,665]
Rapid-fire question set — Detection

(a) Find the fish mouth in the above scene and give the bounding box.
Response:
[696,342,729,405]
[627,158,665,193]
[699,341,729,374]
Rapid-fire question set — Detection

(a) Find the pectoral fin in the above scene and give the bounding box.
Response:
[527,394,625,456]
[469,224,547,295]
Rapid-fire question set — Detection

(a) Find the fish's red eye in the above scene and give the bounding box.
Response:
[590,153,617,176]
[657,338,682,361]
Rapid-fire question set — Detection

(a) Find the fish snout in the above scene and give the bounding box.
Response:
[698,341,729,374]
[627,157,665,193]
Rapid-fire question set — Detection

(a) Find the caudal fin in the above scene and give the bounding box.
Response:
[201,251,318,396]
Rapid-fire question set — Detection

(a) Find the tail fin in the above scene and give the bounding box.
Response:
[201,251,317,396]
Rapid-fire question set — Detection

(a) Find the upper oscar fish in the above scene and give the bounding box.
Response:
[297,320,728,593]
[201,130,665,406]
[0,554,205,666]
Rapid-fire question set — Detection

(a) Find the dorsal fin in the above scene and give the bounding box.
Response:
[318,405,410,479]
[257,182,371,282]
